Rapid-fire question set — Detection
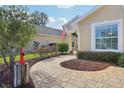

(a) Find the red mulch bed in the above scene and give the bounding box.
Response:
[0,58,42,88]
[60,59,115,71]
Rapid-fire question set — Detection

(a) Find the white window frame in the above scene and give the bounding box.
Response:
[91,19,123,52]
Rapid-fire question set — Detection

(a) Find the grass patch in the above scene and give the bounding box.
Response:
[0,53,40,64]
[0,52,59,64]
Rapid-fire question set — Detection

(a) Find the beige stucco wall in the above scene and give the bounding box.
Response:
[34,34,66,45]
[78,5,124,52]
[25,34,66,51]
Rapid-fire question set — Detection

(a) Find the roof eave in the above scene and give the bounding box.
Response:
[63,15,80,27]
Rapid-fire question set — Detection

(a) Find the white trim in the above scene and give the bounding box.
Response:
[63,15,80,27]
[91,24,95,51]
[118,19,123,52]
[91,19,123,52]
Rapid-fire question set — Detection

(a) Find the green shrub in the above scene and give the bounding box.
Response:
[37,45,59,59]
[58,43,69,54]
[77,51,121,64]
[118,54,124,67]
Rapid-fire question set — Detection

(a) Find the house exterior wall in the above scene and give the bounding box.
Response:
[78,5,124,52]
[25,34,66,51]
[24,25,67,52]
[34,34,66,45]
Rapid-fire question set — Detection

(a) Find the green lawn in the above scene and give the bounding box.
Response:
[0,53,40,64]
[0,52,58,64]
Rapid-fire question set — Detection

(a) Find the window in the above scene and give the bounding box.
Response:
[95,24,118,50]
[91,19,123,52]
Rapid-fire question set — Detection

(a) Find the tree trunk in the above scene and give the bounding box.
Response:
[10,55,14,87]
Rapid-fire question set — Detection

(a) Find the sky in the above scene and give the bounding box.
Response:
[27,5,96,30]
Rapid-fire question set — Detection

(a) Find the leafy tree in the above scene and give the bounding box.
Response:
[30,11,48,26]
[0,5,48,87]
[0,5,39,87]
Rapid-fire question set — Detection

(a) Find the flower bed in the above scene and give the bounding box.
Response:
[60,59,115,71]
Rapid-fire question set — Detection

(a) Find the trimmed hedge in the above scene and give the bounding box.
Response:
[77,51,121,64]
[118,54,124,67]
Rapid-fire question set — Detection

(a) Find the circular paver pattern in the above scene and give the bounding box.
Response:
[30,55,124,88]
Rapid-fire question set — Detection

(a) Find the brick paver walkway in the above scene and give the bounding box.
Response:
[30,55,124,88]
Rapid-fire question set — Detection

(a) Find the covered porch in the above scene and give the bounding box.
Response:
[63,23,79,52]
[62,16,80,52]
